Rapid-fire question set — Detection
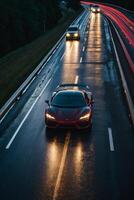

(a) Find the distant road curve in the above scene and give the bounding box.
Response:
[81,1,134,46]
[81,1,134,74]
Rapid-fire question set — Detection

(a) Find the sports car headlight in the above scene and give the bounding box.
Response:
[74,33,78,37]
[66,33,70,37]
[46,113,55,120]
[79,113,91,120]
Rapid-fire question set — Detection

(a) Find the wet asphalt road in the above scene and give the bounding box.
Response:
[0,11,134,200]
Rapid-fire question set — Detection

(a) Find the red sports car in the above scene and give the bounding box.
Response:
[45,84,94,130]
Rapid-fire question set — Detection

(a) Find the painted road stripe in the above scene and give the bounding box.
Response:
[37,68,42,75]
[75,75,79,84]
[52,49,56,55]
[52,38,84,200]
[6,78,52,149]
[108,128,115,151]
[80,57,83,63]
[60,53,65,61]
[83,46,85,52]
[53,133,70,200]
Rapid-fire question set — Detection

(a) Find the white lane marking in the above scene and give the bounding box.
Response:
[47,57,51,62]
[82,46,85,52]
[80,57,83,63]
[53,75,79,200]
[52,49,56,55]
[108,128,115,151]
[53,133,70,200]
[6,78,52,149]
[75,75,79,84]
[60,53,65,61]
[37,68,42,75]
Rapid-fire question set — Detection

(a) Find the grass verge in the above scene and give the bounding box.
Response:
[0,9,83,108]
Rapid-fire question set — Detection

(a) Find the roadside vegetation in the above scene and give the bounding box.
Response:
[0,0,62,57]
[0,0,82,108]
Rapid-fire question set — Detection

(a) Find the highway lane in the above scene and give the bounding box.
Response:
[0,10,89,134]
[0,11,134,200]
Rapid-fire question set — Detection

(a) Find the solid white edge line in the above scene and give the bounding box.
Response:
[109,22,134,125]
[37,68,42,75]
[6,78,51,149]
[108,128,115,151]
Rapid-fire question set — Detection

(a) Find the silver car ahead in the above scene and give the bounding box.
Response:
[66,25,80,41]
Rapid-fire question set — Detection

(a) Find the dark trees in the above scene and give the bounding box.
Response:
[68,0,81,10]
[0,0,62,57]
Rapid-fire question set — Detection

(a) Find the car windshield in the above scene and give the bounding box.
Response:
[68,27,78,32]
[51,92,86,108]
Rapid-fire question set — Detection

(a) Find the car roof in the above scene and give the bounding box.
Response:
[67,25,79,30]
[56,90,84,96]
[56,83,89,91]
[69,25,79,28]
[92,5,99,7]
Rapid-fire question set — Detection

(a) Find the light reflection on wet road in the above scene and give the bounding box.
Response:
[61,41,80,83]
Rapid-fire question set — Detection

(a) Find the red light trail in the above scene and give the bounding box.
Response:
[81,1,134,46]
[81,1,134,72]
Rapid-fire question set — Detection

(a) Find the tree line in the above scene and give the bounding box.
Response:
[0,0,81,57]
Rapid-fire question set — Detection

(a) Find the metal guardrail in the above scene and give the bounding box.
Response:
[107,18,134,126]
[0,10,87,122]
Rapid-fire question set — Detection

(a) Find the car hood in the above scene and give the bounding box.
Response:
[47,106,90,120]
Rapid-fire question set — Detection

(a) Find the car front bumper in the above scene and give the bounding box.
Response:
[66,35,80,40]
[91,10,100,13]
[45,117,92,130]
